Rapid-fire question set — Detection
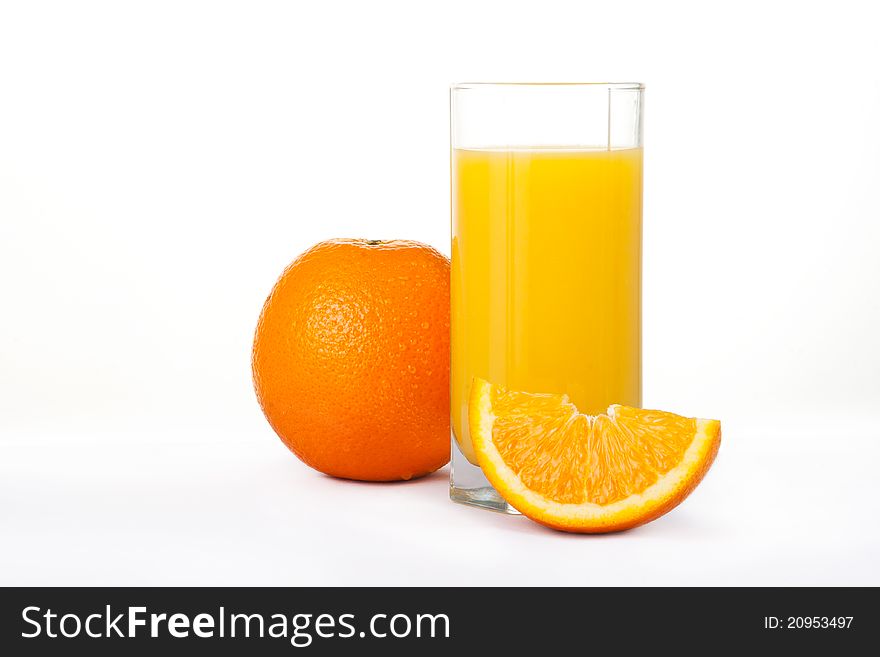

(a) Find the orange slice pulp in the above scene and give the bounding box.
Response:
[469,378,721,533]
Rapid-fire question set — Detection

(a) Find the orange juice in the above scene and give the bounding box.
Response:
[451,147,643,464]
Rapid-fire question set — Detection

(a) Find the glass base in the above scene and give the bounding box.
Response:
[449,436,520,514]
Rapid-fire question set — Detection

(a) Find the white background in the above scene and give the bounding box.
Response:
[1,1,878,585]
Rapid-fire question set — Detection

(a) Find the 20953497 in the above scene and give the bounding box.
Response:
[764,616,854,629]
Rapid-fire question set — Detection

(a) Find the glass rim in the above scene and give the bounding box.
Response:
[451,82,644,91]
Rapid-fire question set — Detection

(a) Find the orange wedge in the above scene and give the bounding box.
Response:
[469,378,721,533]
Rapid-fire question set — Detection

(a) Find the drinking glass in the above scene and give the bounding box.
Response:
[450,83,644,512]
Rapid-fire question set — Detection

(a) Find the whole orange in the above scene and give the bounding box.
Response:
[252,238,450,481]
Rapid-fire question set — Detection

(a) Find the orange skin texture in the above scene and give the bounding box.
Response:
[252,239,451,481]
